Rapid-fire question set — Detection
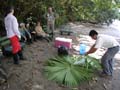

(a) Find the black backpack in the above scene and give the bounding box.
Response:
[58,45,68,56]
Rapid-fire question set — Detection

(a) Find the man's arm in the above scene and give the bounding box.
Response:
[86,44,97,55]
[12,17,21,39]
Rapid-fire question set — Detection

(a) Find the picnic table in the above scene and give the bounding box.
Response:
[60,26,73,35]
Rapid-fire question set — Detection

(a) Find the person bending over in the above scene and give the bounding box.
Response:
[85,30,119,77]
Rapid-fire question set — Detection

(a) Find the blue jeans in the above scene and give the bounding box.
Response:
[101,46,119,76]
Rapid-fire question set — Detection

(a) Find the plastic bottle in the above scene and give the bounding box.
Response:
[79,43,86,55]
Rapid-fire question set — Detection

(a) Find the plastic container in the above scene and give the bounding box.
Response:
[79,43,86,55]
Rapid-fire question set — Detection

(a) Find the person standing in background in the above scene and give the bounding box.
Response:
[4,6,25,64]
[46,7,56,39]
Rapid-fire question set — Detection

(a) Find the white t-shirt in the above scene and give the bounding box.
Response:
[94,34,119,48]
[4,13,21,38]
[47,12,55,22]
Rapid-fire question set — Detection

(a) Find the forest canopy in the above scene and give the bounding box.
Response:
[0,0,120,32]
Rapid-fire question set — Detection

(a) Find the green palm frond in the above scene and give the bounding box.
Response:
[74,55,101,70]
[85,56,101,70]
[44,55,101,87]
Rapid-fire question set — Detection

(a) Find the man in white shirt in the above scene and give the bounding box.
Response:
[86,30,119,77]
[4,6,25,64]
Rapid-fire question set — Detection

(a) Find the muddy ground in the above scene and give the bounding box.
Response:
[0,22,120,90]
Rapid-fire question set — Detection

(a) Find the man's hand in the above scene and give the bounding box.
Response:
[18,35,21,40]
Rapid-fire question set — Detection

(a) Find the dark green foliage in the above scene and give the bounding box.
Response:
[44,56,101,87]
[0,0,120,32]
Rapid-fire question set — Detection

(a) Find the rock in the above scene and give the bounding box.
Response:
[32,84,44,90]
[103,83,107,90]
[72,88,79,90]
[92,77,98,82]
[0,65,7,85]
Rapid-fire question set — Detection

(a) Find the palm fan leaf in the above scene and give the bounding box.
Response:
[74,55,101,70]
[85,56,101,70]
[44,55,101,87]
